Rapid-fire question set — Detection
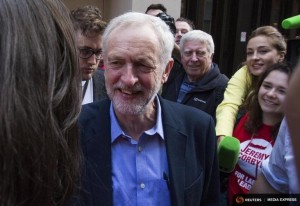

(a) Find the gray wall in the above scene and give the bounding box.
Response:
[63,0,181,22]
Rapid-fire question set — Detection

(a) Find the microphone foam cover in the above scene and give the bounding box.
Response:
[282,15,300,29]
[218,136,240,173]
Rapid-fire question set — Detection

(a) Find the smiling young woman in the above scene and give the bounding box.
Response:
[216,26,287,139]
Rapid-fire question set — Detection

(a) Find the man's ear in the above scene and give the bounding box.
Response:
[161,59,174,84]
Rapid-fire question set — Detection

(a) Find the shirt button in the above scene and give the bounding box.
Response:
[138,146,143,152]
[140,183,145,189]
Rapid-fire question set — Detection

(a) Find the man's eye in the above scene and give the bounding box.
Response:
[196,51,206,57]
[95,50,102,56]
[139,66,154,73]
[184,51,192,57]
[111,61,120,65]
[108,61,122,69]
[82,50,91,55]
[135,62,155,73]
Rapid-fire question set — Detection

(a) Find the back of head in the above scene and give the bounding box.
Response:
[102,12,174,68]
[180,30,215,54]
[156,12,176,35]
[71,5,106,37]
[0,0,81,205]
[145,3,167,14]
[249,25,287,53]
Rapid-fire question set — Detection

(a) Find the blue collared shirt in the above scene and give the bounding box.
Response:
[110,96,170,206]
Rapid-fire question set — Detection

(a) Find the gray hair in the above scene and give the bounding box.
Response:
[102,12,174,69]
[180,30,215,54]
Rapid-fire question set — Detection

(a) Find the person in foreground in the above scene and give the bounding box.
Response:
[285,63,300,185]
[76,12,220,206]
[0,0,81,205]
[250,118,300,194]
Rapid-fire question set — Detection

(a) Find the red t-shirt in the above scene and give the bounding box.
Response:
[228,113,274,203]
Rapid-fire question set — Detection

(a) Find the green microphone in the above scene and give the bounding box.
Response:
[218,136,240,173]
[282,15,300,29]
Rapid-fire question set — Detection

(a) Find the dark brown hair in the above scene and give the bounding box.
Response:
[0,0,81,205]
[176,17,195,30]
[71,5,107,37]
[249,26,286,54]
[145,3,167,13]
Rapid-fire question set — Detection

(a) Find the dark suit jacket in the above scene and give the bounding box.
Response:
[74,97,220,206]
[92,69,108,102]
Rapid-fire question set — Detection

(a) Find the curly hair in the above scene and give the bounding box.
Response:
[0,0,81,205]
[71,5,107,37]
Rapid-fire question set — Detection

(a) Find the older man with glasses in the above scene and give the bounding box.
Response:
[71,5,108,104]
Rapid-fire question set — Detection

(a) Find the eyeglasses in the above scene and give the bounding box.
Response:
[78,47,102,60]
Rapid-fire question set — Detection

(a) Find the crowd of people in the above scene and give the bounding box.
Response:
[0,1,299,205]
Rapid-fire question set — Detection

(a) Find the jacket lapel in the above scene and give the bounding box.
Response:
[160,97,187,206]
[81,100,113,205]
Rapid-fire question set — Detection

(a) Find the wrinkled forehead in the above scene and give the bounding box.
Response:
[108,22,159,44]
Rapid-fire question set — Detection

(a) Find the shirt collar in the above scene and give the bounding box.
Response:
[110,96,164,143]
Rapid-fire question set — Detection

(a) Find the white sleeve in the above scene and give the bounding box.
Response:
[261,119,290,193]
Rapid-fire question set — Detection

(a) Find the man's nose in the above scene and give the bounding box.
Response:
[87,54,98,65]
[120,64,138,86]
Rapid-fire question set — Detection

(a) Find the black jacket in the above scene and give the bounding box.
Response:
[73,97,220,206]
[162,63,228,122]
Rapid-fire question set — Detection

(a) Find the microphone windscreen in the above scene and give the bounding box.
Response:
[218,136,240,173]
[282,15,300,29]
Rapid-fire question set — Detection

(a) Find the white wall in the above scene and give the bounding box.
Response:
[103,0,133,21]
[104,0,181,21]
[62,0,181,23]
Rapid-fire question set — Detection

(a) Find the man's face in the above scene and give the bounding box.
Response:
[175,21,192,45]
[146,9,163,16]
[181,40,213,82]
[104,24,172,116]
[75,31,102,80]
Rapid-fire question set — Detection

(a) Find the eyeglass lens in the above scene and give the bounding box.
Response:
[79,48,102,60]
